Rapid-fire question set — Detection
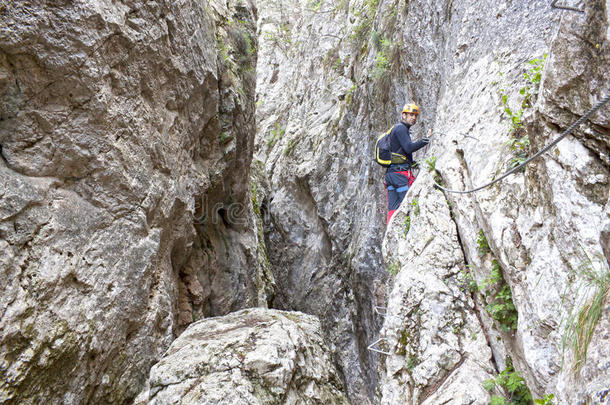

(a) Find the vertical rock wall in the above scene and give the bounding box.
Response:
[256,0,608,403]
[378,1,609,404]
[0,0,268,403]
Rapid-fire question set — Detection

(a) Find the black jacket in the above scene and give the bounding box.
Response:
[388,122,426,170]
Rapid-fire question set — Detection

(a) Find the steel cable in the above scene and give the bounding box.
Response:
[433,93,609,194]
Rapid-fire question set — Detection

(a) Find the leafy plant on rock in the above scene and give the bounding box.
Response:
[483,357,532,405]
[477,229,491,256]
[498,54,546,170]
[479,260,518,332]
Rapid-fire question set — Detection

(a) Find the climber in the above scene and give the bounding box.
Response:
[384,103,429,224]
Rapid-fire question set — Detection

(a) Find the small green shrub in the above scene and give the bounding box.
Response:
[479,260,518,331]
[506,133,530,169]
[483,357,532,405]
[373,34,391,79]
[479,259,503,293]
[266,123,285,149]
[406,355,418,370]
[461,266,477,294]
[424,156,437,172]
[386,261,400,276]
[411,199,420,216]
[310,0,323,12]
[497,54,546,170]
[403,215,411,235]
[477,229,491,256]
[534,394,555,404]
[219,131,231,143]
[283,138,297,156]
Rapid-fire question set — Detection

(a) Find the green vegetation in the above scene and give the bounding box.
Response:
[534,394,555,405]
[345,83,357,105]
[411,198,420,216]
[406,355,418,371]
[349,0,380,44]
[283,137,298,156]
[386,261,400,276]
[506,134,530,169]
[372,32,391,79]
[477,229,491,256]
[309,0,323,12]
[403,215,411,236]
[262,22,292,54]
[461,266,478,294]
[498,54,547,170]
[424,156,437,172]
[266,123,285,149]
[219,131,231,144]
[562,255,610,372]
[483,357,532,405]
[479,260,518,332]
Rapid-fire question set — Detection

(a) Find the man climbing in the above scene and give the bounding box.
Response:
[384,103,429,224]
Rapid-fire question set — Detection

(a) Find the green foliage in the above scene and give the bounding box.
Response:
[403,215,411,235]
[373,33,391,79]
[486,283,518,331]
[219,131,231,144]
[498,54,546,170]
[461,266,478,294]
[562,255,610,372]
[345,83,357,104]
[477,229,491,256]
[309,0,323,12]
[349,0,380,45]
[266,123,285,149]
[386,261,400,276]
[479,259,502,293]
[479,260,518,331]
[424,156,437,172]
[411,199,420,216]
[534,394,555,404]
[483,357,532,405]
[506,133,530,170]
[406,355,418,370]
[262,22,292,54]
[283,138,297,156]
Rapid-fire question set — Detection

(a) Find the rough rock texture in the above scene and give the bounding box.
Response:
[0,0,269,403]
[255,1,394,402]
[380,1,609,404]
[256,0,608,404]
[145,308,349,405]
[380,173,496,404]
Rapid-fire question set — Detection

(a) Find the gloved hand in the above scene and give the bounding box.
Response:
[421,137,430,145]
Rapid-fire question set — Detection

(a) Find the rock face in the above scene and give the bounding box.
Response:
[379,173,496,404]
[377,1,609,404]
[0,0,269,403]
[255,0,608,404]
[145,308,349,405]
[1,0,608,402]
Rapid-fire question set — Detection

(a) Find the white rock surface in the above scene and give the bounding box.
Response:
[147,308,349,405]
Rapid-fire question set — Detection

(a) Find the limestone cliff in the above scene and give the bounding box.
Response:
[255,0,609,404]
[1,0,608,403]
[0,0,270,403]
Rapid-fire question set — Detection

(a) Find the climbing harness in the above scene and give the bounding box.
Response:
[434,93,609,195]
[551,0,585,14]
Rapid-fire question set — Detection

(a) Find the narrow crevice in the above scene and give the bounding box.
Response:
[437,169,501,374]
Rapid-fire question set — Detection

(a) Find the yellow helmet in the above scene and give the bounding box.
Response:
[402,103,419,115]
